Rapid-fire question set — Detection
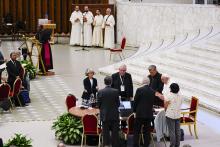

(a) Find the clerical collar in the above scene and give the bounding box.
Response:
[10,59,15,63]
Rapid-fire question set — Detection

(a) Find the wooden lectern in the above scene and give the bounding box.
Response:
[42,24,56,44]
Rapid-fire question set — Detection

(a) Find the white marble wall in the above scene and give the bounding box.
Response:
[122,0,193,3]
[116,1,220,46]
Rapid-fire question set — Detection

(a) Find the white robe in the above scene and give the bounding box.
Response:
[92,15,104,47]
[102,15,115,49]
[69,11,83,45]
[81,11,93,46]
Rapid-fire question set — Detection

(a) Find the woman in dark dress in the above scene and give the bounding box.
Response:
[81,68,98,107]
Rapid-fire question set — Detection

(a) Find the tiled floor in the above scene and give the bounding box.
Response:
[0,40,220,147]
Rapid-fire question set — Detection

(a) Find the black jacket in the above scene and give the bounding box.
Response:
[133,85,155,119]
[148,72,164,93]
[82,77,98,99]
[6,60,22,88]
[148,72,164,106]
[111,72,133,98]
[97,86,120,121]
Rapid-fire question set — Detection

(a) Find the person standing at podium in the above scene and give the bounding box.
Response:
[70,6,83,46]
[92,9,103,47]
[35,25,53,72]
[81,6,93,47]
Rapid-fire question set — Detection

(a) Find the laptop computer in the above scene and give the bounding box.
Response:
[119,101,134,118]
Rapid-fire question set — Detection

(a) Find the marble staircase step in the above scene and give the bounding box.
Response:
[207,40,220,47]
[163,52,220,71]
[128,61,220,91]
[141,57,220,81]
[192,43,220,54]
[189,46,220,59]
[150,54,220,74]
[174,48,220,63]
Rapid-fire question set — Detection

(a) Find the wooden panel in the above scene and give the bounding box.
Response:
[17,0,23,20]
[11,0,17,22]
[68,0,73,32]
[36,0,42,20]
[62,0,68,33]
[55,0,61,33]
[29,0,36,32]
[0,0,111,33]
[4,0,10,14]
[0,0,3,20]
[49,0,55,21]
[42,0,48,18]
[23,0,30,32]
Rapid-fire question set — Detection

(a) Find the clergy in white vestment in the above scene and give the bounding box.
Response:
[92,9,103,47]
[81,6,93,47]
[69,6,83,46]
[102,8,115,49]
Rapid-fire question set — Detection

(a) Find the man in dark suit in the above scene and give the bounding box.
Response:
[6,51,22,89]
[148,65,164,106]
[111,64,133,101]
[133,76,164,147]
[97,76,120,147]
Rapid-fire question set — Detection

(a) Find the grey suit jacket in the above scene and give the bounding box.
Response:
[97,86,120,122]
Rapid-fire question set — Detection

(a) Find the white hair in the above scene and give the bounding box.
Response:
[161,74,169,79]
[119,64,127,70]
[141,76,150,85]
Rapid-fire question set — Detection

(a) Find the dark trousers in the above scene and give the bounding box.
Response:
[133,118,151,147]
[102,120,119,147]
[154,96,164,107]
[166,117,181,147]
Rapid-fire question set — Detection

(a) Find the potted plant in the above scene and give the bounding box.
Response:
[52,113,83,145]
[20,60,36,79]
[4,133,32,147]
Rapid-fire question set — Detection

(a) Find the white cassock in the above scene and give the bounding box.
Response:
[70,11,83,45]
[102,15,115,49]
[81,11,93,46]
[92,15,104,47]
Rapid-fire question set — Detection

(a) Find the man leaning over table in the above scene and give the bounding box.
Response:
[133,76,164,147]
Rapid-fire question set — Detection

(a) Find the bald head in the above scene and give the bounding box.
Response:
[161,74,170,84]
[75,6,79,11]
[106,8,111,15]
[84,6,89,12]
[141,76,150,86]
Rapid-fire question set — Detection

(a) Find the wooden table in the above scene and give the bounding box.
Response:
[69,107,100,118]
[42,23,56,44]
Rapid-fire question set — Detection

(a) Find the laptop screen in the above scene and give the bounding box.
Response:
[119,101,134,110]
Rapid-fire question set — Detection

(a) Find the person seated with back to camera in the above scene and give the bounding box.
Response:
[81,68,98,107]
